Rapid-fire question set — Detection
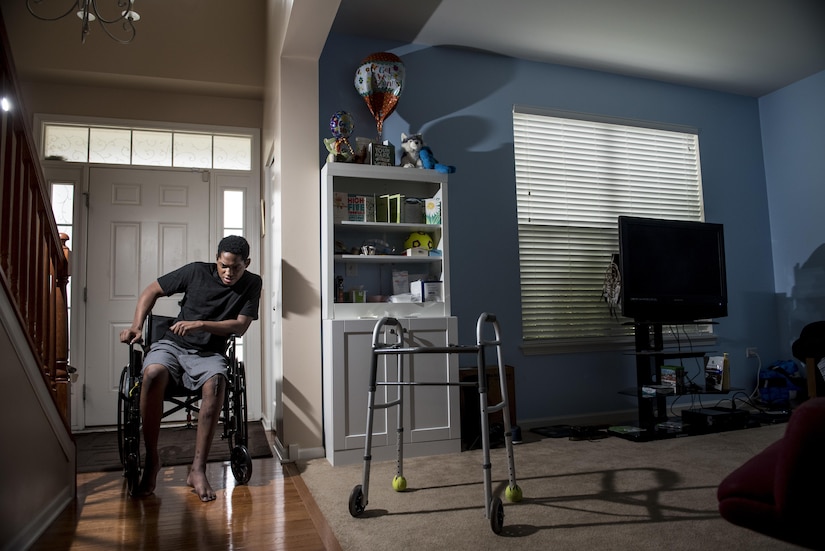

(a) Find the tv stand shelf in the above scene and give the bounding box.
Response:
[618,386,742,398]
[630,349,708,362]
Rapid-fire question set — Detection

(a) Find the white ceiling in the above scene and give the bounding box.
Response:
[2,0,824,99]
[1,0,267,98]
[331,0,825,97]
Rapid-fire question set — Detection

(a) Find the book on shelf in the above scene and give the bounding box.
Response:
[705,356,725,391]
[642,385,675,396]
[660,365,685,393]
[347,194,376,222]
[333,192,348,223]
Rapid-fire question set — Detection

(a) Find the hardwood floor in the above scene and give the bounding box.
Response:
[32,457,343,550]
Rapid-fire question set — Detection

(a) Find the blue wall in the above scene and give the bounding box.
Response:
[760,70,825,355]
[320,33,784,424]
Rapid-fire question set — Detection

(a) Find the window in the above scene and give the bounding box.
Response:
[513,107,704,349]
[43,123,252,171]
[223,188,246,362]
[50,182,74,359]
[223,190,245,237]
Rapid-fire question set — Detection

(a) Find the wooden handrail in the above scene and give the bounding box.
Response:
[0,11,72,430]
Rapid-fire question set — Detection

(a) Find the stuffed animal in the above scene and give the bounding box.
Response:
[324,137,353,163]
[420,147,455,174]
[400,133,456,174]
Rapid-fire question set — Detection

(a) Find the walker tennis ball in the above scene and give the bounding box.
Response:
[392,475,407,492]
[505,484,523,502]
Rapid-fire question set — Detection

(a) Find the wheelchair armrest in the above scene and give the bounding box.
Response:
[224,334,241,359]
[126,342,144,375]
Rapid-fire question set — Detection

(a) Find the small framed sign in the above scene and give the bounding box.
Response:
[369,142,395,166]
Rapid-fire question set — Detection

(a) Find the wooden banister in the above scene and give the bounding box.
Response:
[0,11,73,430]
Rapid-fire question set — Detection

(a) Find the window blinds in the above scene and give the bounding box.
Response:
[513,107,703,344]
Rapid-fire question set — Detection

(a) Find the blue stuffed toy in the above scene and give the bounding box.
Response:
[420,147,455,174]
[400,133,456,174]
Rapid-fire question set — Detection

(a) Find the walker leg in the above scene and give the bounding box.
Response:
[496,348,521,503]
[360,383,376,500]
[393,353,407,491]
[483,314,522,503]
[350,348,381,517]
[475,313,522,535]
[477,343,496,522]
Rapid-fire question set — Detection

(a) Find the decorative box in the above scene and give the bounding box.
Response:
[425,191,442,224]
[410,280,443,303]
[377,193,404,223]
[403,198,425,223]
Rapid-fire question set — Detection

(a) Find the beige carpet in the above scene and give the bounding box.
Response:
[297,424,806,550]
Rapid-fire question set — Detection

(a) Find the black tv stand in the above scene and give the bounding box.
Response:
[620,320,724,441]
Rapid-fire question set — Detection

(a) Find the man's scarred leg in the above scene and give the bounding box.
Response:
[135,363,169,497]
[187,374,226,501]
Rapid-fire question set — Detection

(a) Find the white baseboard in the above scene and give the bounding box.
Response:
[9,484,74,551]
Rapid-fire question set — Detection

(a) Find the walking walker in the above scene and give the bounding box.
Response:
[348,312,522,534]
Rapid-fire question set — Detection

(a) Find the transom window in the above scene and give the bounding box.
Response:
[43,123,252,171]
[513,106,705,350]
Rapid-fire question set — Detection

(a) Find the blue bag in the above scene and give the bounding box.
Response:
[758,360,802,405]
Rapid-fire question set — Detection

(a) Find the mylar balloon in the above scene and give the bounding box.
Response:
[354,52,405,140]
[328,111,355,159]
[329,111,354,139]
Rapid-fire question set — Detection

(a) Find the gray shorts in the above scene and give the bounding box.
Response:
[143,339,227,391]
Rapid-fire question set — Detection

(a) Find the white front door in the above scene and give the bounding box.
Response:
[84,167,210,426]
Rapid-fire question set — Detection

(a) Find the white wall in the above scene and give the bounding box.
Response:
[0,289,75,550]
[261,0,340,457]
[761,69,825,352]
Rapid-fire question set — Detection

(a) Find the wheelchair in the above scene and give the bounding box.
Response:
[117,313,253,494]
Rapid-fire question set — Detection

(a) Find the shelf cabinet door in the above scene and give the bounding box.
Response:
[405,317,461,444]
[322,316,460,465]
[323,318,391,456]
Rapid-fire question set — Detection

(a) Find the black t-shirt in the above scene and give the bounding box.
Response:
[157,261,262,353]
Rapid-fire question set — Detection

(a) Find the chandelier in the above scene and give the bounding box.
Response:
[26,0,140,44]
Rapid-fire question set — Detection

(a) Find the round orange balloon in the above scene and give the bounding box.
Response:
[354,52,405,140]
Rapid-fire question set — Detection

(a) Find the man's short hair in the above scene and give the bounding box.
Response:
[218,235,250,260]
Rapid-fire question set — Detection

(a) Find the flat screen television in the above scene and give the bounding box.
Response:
[618,216,728,323]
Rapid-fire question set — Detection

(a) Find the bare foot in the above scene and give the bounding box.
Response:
[132,462,160,498]
[187,469,217,501]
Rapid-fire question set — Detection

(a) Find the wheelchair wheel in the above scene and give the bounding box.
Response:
[117,366,128,465]
[117,365,142,494]
[124,452,141,495]
[233,361,249,447]
[229,361,252,484]
[231,445,253,484]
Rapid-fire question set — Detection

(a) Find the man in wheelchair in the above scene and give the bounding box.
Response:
[119,235,262,501]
